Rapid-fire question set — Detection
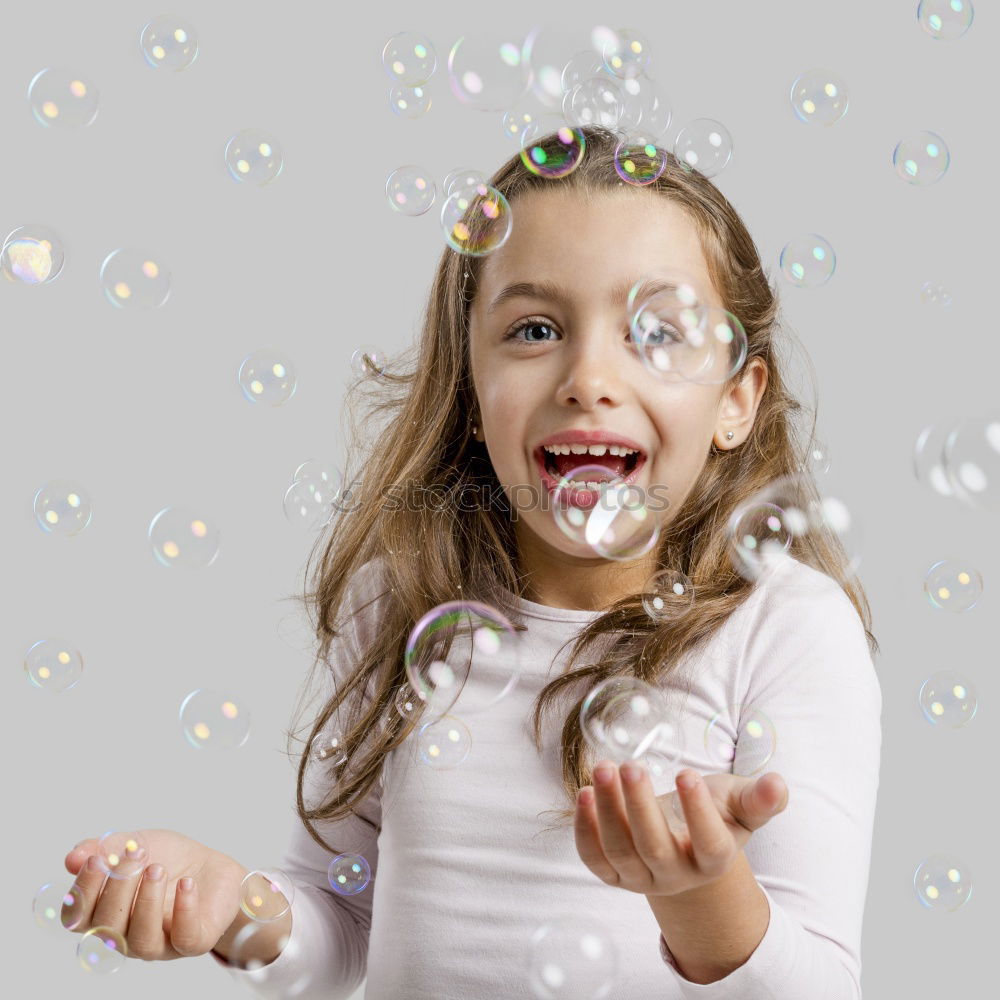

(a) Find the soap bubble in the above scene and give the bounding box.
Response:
[641,569,695,621]
[917,0,974,40]
[418,714,473,768]
[386,165,436,216]
[2,225,65,285]
[33,882,85,931]
[613,133,667,185]
[382,31,437,86]
[674,118,733,177]
[394,682,423,723]
[522,27,608,110]
[238,348,297,405]
[520,126,586,178]
[919,281,952,307]
[913,854,973,911]
[225,129,284,185]
[502,103,541,145]
[240,869,294,922]
[564,75,625,129]
[140,15,199,71]
[227,920,294,973]
[942,412,1000,511]
[28,68,99,127]
[789,69,849,125]
[33,479,93,536]
[923,559,983,612]
[328,853,371,895]
[24,638,84,692]
[913,422,956,497]
[918,670,978,727]
[600,28,651,81]
[527,916,618,999]
[443,168,487,197]
[388,83,431,118]
[704,704,777,774]
[96,830,148,881]
[179,688,251,749]
[78,927,127,973]
[283,479,336,531]
[628,272,711,382]
[447,33,531,111]
[893,131,949,185]
[309,729,347,766]
[440,183,512,256]
[779,233,836,288]
[350,345,388,377]
[99,249,171,308]
[149,506,221,568]
[618,76,672,139]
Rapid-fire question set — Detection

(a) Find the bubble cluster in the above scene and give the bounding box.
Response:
[789,69,849,126]
[225,129,284,185]
[148,506,221,568]
[386,165,436,216]
[923,559,983,612]
[24,638,84,692]
[100,248,171,308]
[779,233,837,288]
[139,15,199,71]
[327,853,372,895]
[917,670,978,727]
[28,68,99,127]
[913,853,973,911]
[238,348,298,405]
[564,75,625,129]
[2,225,65,285]
[527,916,618,999]
[179,689,251,749]
[893,130,950,185]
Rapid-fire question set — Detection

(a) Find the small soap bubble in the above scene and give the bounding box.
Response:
[779,233,836,288]
[140,15,199,71]
[283,479,335,531]
[502,104,541,145]
[24,638,84,692]
[228,920,294,972]
[99,249,171,308]
[225,129,284,185]
[149,506,221,568]
[601,28,650,81]
[351,344,388,376]
[238,347,297,405]
[913,423,955,497]
[386,165,436,216]
[917,0,974,41]
[78,926,127,974]
[789,69,849,126]
[240,869,294,922]
[28,68,99,127]
[310,729,347,766]
[440,183,512,256]
[527,916,618,999]
[704,705,776,775]
[613,133,666,185]
[382,31,437,86]
[564,75,625,129]
[418,714,472,768]
[893,130,950,185]
[96,830,148,881]
[923,559,983,612]
[179,689,251,749]
[913,854,973,911]
[327,853,371,895]
[521,126,586,178]
[806,439,832,475]
[674,118,733,177]
[293,459,342,494]
[2,225,65,285]
[394,682,423,723]
[580,677,682,767]
[641,569,695,621]
[388,83,432,118]
[919,280,952,307]
[33,479,93,536]
[33,883,85,931]
[443,168,487,197]
[521,29,598,110]
[618,76,672,139]
[941,412,1000,511]
[918,670,978,728]
[447,33,531,111]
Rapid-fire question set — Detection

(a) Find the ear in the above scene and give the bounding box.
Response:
[714,357,768,449]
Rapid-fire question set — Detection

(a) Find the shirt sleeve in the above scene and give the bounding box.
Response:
[209,561,387,999]
[657,567,882,999]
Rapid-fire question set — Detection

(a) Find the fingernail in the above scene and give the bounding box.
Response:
[621,763,641,784]
[677,771,700,791]
[86,854,103,873]
[179,876,194,892]
[594,765,613,786]
[146,864,164,881]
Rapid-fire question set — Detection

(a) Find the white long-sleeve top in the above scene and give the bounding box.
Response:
[213,553,882,999]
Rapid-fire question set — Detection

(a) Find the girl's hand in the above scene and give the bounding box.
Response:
[574,761,788,897]
[62,829,249,960]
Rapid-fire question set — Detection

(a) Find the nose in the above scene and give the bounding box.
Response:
[556,327,630,410]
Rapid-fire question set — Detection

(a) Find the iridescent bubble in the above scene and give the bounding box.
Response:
[564,75,624,129]
[789,69,849,126]
[613,133,666,185]
[440,183,512,256]
[779,233,836,288]
[923,559,983,612]
[917,0,975,40]
[225,129,284,185]
[443,167,487,197]
[641,568,695,621]
[33,479,93,536]
[309,729,347,766]
[418,714,472,768]
[28,68,100,128]
[240,869,294,922]
[24,638,83,693]
[78,927,127,974]
[502,103,541,146]
[447,33,531,111]
[520,126,586,178]
[893,130,949,185]
[327,853,371,895]
[99,249,171,308]
[913,422,956,497]
[919,280,952,307]
[942,412,1000,511]
[527,916,618,999]
[139,14,199,71]
[179,688,251,749]
[382,31,437,86]
[149,506,221,568]
[601,28,651,81]
[350,344,388,376]
[618,76,672,139]
[405,601,521,721]
[386,165,436,216]
[2,225,65,285]
[522,27,606,110]
[33,882,85,931]
[918,670,978,728]
[283,479,336,531]
[388,83,431,118]
[704,705,777,775]
[913,854,973,911]
[674,118,733,177]
[96,830,148,881]
[238,348,297,405]
[293,459,342,495]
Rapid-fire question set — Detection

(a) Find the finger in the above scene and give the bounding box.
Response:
[591,762,650,884]
[676,770,735,877]
[126,863,168,960]
[64,854,111,933]
[91,844,149,936]
[735,772,788,830]
[574,786,620,885]
[619,761,680,871]
[65,840,99,875]
[169,877,204,956]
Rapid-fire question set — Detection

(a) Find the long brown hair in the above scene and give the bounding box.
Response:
[285,125,878,852]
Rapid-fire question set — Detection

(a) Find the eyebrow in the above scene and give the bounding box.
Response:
[485,276,690,316]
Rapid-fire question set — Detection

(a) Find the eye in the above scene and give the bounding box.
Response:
[504,318,559,343]
[632,314,685,347]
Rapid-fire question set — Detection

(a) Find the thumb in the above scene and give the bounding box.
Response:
[736,772,788,829]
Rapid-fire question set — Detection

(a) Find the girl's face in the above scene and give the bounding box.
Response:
[468,186,766,574]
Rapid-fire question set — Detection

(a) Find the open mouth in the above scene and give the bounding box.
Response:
[534,446,647,493]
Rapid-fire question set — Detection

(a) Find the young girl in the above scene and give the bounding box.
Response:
[63,125,881,999]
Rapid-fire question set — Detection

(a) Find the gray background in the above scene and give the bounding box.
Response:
[4,1,995,997]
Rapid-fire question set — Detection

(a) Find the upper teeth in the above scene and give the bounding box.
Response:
[542,443,640,457]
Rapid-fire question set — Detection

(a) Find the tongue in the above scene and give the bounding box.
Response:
[551,451,628,480]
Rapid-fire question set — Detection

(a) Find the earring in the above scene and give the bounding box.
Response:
[471,423,479,439]
[726,431,734,440]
